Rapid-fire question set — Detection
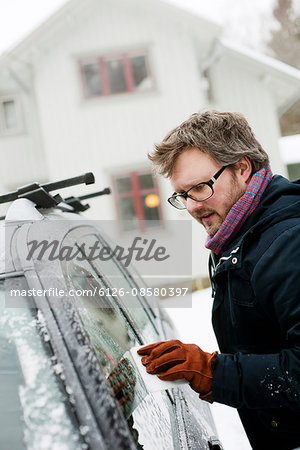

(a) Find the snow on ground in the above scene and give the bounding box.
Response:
[163,289,252,450]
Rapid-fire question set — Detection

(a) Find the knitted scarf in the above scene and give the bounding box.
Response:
[205,165,273,256]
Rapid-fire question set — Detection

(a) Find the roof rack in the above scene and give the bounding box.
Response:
[0,173,112,220]
[59,187,111,212]
[0,173,95,209]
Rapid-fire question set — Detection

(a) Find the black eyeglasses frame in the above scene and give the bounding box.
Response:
[167,166,227,210]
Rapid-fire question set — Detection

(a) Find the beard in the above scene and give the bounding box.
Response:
[192,173,246,237]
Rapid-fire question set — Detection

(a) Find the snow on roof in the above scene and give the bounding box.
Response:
[0,0,220,63]
[279,134,300,164]
[220,38,300,82]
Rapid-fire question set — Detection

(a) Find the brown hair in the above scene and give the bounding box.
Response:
[149,110,269,177]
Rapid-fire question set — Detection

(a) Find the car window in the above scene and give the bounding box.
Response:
[0,280,84,450]
[60,229,178,449]
[65,260,139,374]
[65,228,160,341]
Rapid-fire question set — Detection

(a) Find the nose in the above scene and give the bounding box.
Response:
[186,197,204,215]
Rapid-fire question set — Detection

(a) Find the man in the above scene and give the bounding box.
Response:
[137,111,300,450]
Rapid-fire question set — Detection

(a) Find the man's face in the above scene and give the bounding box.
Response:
[170,148,248,237]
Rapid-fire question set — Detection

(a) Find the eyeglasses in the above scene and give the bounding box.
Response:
[168,166,227,210]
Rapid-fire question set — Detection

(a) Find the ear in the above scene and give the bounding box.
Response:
[236,157,252,184]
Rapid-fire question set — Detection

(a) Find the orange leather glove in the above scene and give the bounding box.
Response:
[137,339,217,401]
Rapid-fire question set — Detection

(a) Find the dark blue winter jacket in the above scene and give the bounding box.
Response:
[210,175,300,450]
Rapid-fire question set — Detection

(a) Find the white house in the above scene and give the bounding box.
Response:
[1,0,300,284]
[279,133,300,180]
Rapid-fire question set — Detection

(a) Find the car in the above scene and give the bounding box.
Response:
[0,173,223,450]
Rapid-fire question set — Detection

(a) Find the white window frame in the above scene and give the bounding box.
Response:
[0,95,23,135]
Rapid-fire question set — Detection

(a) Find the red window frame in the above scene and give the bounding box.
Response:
[79,50,153,98]
[112,170,164,233]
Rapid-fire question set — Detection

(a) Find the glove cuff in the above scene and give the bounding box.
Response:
[210,351,219,370]
[199,351,218,403]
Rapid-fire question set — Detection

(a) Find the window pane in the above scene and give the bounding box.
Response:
[131,392,175,449]
[119,197,139,231]
[106,58,127,93]
[130,55,151,90]
[82,62,102,96]
[66,261,139,374]
[0,334,24,448]
[74,233,159,343]
[3,100,17,130]
[138,173,154,189]
[287,162,300,180]
[115,176,132,193]
[142,194,161,225]
[60,232,176,448]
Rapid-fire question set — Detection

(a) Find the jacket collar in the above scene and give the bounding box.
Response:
[210,175,300,275]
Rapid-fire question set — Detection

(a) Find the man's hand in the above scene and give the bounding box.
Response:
[137,339,217,400]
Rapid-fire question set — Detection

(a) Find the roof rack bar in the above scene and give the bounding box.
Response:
[78,187,111,200]
[61,187,111,213]
[42,172,95,192]
[0,173,95,205]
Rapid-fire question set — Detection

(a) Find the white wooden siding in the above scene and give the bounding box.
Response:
[210,55,287,176]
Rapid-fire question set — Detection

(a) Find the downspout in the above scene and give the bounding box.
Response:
[199,39,224,104]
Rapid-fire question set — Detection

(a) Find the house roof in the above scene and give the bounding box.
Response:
[218,38,300,113]
[0,0,299,113]
[0,0,221,67]
[220,39,300,82]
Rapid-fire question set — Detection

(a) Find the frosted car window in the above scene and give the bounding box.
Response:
[64,260,139,374]
[63,260,148,416]
[176,384,218,447]
[75,233,159,342]
[0,334,24,449]
[63,261,177,449]
[0,282,83,450]
[130,391,175,450]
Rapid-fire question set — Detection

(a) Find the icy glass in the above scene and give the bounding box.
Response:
[130,391,175,450]
[61,244,176,449]
[65,259,139,372]
[63,258,147,420]
[70,233,159,341]
[82,61,102,97]
[106,58,127,93]
[0,282,83,450]
[178,384,218,446]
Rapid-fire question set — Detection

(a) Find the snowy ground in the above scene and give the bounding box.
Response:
[163,289,252,450]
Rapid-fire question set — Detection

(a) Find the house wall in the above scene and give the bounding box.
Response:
[210,54,287,176]
[27,0,217,280]
[0,68,48,191]
[32,0,211,212]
